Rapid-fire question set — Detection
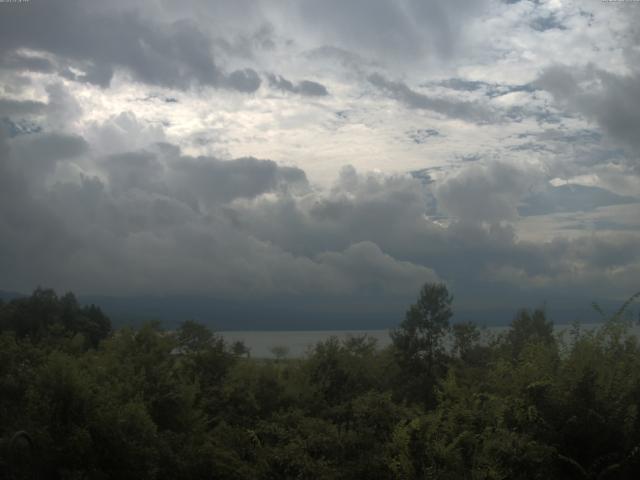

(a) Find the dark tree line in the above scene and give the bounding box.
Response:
[1,285,639,479]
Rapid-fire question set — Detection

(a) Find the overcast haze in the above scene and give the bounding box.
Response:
[1,0,638,328]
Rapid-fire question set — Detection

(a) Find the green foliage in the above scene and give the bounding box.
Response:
[391,282,453,406]
[1,286,640,479]
[505,308,555,361]
[0,288,111,348]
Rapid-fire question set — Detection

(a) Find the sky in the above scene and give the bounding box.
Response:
[0,0,639,328]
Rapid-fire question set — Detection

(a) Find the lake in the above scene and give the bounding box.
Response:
[220,323,636,358]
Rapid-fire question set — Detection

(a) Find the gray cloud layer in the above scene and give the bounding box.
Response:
[293,0,489,63]
[0,0,260,91]
[369,73,497,123]
[0,128,439,301]
[536,65,640,161]
[1,116,638,323]
[267,74,329,97]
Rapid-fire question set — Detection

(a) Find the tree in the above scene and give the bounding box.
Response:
[506,308,554,360]
[0,288,111,348]
[269,345,290,362]
[231,340,250,358]
[452,321,481,363]
[176,320,215,353]
[391,282,453,406]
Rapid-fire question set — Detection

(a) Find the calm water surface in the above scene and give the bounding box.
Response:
[220,323,636,358]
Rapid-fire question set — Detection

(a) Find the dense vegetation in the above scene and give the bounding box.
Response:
[1,286,640,479]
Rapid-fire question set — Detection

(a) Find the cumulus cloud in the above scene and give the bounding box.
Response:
[3,131,88,192]
[164,150,310,207]
[226,163,640,309]
[316,241,439,295]
[1,122,638,324]
[435,162,541,223]
[84,111,166,155]
[0,129,439,305]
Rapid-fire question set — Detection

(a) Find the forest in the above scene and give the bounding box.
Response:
[1,285,640,479]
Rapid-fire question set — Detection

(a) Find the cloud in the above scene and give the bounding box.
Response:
[0,0,261,91]
[0,98,47,117]
[267,74,329,96]
[102,150,165,194]
[518,184,639,217]
[0,125,638,323]
[5,131,88,190]
[164,149,310,206]
[223,68,262,93]
[0,52,54,73]
[297,80,329,97]
[0,132,437,302]
[84,111,166,155]
[316,241,439,295]
[530,13,566,32]
[407,129,441,144]
[368,73,496,123]
[536,65,640,160]
[59,64,114,89]
[0,82,82,131]
[435,162,540,223]
[226,163,640,313]
[292,0,489,64]
[0,0,639,326]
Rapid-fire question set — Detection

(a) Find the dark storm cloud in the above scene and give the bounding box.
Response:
[228,164,640,312]
[0,128,439,302]
[0,0,260,91]
[97,141,311,204]
[368,73,496,123]
[536,65,640,159]
[0,121,637,322]
[267,74,329,97]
